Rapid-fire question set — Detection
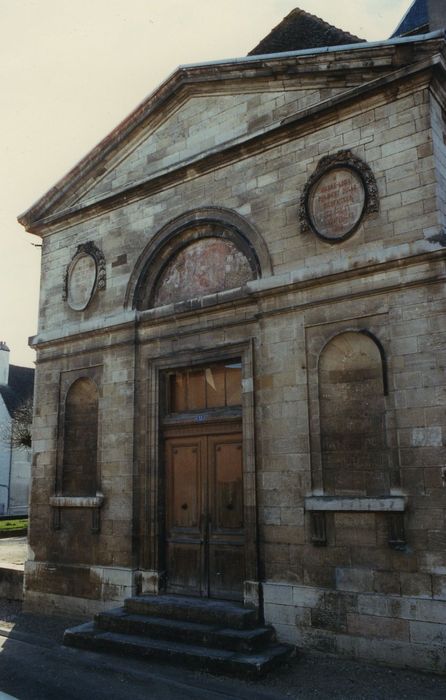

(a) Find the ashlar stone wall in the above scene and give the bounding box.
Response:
[24,38,446,668]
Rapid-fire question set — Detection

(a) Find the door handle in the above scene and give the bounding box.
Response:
[200,513,212,530]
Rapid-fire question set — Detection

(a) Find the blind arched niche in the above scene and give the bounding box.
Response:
[127,208,272,311]
[319,331,390,497]
[152,237,254,307]
[62,377,99,497]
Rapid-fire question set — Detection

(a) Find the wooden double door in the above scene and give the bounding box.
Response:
[164,422,244,601]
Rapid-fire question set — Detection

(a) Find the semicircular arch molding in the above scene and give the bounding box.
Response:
[126,207,273,310]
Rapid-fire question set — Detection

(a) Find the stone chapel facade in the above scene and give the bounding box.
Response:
[19,7,446,672]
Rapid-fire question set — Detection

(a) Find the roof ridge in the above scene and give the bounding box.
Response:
[283,7,363,42]
[248,6,365,56]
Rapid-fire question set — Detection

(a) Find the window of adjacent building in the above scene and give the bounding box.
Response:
[62,377,99,496]
[168,361,242,413]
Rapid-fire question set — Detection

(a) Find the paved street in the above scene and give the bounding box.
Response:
[0,631,279,700]
[0,538,26,568]
[1,538,446,698]
[1,608,446,699]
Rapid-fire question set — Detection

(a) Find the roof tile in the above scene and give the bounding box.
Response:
[249,8,365,55]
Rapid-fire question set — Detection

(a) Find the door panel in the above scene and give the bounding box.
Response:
[165,437,205,596]
[166,543,203,593]
[208,434,244,600]
[164,426,244,601]
[208,544,245,601]
[212,439,244,531]
[168,442,201,530]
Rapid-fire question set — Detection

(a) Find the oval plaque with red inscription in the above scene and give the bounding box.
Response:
[308,167,366,241]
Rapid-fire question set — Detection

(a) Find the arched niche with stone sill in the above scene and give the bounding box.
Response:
[318,331,390,497]
[61,376,99,497]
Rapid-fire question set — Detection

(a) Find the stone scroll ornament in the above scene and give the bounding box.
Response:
[299,150,379,243]
[63,242,106,310]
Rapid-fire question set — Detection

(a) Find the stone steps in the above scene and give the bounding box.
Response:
[95,608,275,652]
[124,594,259,628]
[63,594,295,677]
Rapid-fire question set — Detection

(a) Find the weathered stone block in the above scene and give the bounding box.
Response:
[336,567,374,593]
[263,582,293,606]
[347,613,409,641]
[400,573,433,598]
[432,575,446,600]
[410,620,446,645]
[373,571,401,595]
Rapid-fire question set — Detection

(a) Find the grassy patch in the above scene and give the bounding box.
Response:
[0,518,28,533]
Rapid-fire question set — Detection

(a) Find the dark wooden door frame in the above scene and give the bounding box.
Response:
[137,340,260,610]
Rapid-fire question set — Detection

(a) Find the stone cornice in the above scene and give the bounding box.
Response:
[29,248,446,356]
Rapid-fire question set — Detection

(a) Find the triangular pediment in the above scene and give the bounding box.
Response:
[18,35,444,233]
[58,87,326,213]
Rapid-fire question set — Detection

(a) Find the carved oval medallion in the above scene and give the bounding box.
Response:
[67,253,97,310]
[308,167,366,241]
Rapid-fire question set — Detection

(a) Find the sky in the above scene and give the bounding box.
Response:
[1,0,410,367]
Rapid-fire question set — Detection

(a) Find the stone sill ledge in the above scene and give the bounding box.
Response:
[305,496,406,512]
[49,494,104,508]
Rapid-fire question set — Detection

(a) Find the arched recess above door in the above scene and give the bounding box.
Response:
[126,208,272,310]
